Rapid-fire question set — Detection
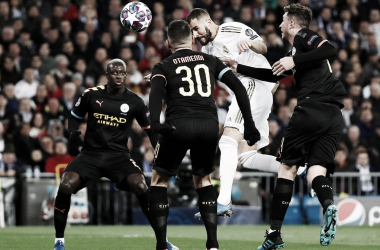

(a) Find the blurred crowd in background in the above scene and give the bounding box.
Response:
[0,0,379,195]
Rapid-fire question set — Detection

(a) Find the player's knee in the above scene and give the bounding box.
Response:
[59,182,76,194]
[131,181,148,195]
[218,135,238,152]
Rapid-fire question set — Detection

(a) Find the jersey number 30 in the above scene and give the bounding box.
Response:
[176,64,211,97]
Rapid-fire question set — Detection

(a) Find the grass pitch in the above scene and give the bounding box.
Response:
[1,225,379,249]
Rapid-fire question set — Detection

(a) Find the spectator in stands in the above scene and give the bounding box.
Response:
[24,5,41,35]
[3,83,18,113]
[44,99,65,123]
[14,68,39,99]
[108,18,123,44]
[343,125,365,167]
[0,26,14,51]
[0,92,18,135]
[8,42,28,73]
[0,143,23,177]
[0,122,13,154]
[44,137,74,174]
[356,151,374,195]
[100,32,118,59]
[1,55,21,84]
[60,20,73,41]
[139,46,157,72]
[61,40,77,71]
[32,84,48,113]
[14,122,40,165]
[127,59,143,86]
[38,43,55,77]
[369,9,380,52]
[29,112,46,139]
[50,54,73,88]
[59,82,77,117]
[317,6,333,35]
[273,88,287,115]
[369,81,380,116]
[18,98,34,123]
[40,134,54,160]
[267,119,283,156]
[335,148,353,172]
[87,47,107,83]
[12,18,23,37]
[74,31,91,63]
[266,31,285,65]
[30,55,43,82]
[356,108,377,142]
[348,84,362,109]
[59,0,79,22]
[147,29,169,59]
[342,97,354,128]
[18,29,36,62]
[0,1,11,30]
[277,105,291,131]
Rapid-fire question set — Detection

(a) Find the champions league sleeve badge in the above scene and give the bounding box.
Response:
[245,29,258,40]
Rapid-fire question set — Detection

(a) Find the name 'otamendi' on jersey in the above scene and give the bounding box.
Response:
[150,49,231,123]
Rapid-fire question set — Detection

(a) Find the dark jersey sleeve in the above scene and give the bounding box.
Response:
[149,63,166,125]
[135,98,151,129]
[71,91,90,119]
[294,29,324,52]
[214,57,232,81]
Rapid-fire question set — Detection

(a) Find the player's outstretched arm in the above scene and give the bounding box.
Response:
[220,70,261,146]
[238,39,267,54]
[220,58,290,82]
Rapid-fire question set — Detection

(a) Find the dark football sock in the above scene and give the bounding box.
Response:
[312,175,334,214]
[196,185,218,249]
[136,189,153,226]
[270,178,294,231]
[149,186,169,250]
[54,191,71,238]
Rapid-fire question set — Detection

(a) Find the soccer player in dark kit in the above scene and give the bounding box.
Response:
[53,59,178,250]
[221,3,347,249]
[148,20,261,250]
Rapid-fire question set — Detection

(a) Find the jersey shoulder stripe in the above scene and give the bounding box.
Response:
[82,85,106,95]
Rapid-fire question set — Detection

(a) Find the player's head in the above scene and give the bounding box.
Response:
[106,59,127,90]
[280,3,312,39]
[187,8,214,46]
[167,20,193,50]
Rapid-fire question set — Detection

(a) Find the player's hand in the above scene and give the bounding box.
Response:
[243,121,261,146]
[219,58,238,73]
[144,74,152,82]
[151,123,176,135]
[272,57,295,76]
[237,39,252,54]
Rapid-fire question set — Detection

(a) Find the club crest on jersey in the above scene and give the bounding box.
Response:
[75,97,81,107]
[120,103,129,115]
[308,35,318,45]
[223,45,229,55]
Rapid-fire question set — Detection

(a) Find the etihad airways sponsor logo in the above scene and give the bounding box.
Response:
[94,113,127,127]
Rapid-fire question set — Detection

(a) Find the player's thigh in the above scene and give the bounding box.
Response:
[190,120,219,176]
[153,133,189,176]
[64,151,103,193]
[308,106,344,175]
[102,154,145,191]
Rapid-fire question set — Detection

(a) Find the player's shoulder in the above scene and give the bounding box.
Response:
[125,88,145,104]
[220,22,247,31]
[295,28,320,43]
[82,85,107,97]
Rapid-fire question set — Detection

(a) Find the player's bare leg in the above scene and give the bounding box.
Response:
[150,170,171,250]
[238,141,306,175]
[307,165,337,246]
[193,174,219,250]
[54,172,81,250]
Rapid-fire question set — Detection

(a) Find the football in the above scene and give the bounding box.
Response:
[120,1,152,32]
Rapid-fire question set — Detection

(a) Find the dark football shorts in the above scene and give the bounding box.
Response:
[276,102,343,175]
[64,150,143,193]
[153,118,219,176]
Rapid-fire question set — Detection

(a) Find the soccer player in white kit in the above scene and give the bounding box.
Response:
[187,8,305,217]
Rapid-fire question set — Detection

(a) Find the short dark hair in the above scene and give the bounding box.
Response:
[168,20,191,45]
[284,3,312,29]
[186,8,209,24]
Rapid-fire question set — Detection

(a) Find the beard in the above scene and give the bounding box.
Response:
[197,27,212,45]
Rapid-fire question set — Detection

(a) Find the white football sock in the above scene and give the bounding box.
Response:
[217,135,238,206]
[238,151,280,173]
[55,238,64,244]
